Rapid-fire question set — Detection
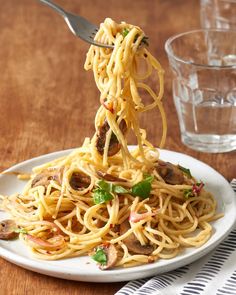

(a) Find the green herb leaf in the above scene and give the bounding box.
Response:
[97,180,113,193]
[97,180,129,195]
[14,228,28,234]
[113,185,129,194]
[93,188,113,204]
[91,248,107,265]
[122,28,130,37]
[123,29,149,46]
[131,175,154,199]
[132,181,151,199]
[144,174,154,183]
[178,165,192,178]
[183,189,193,199]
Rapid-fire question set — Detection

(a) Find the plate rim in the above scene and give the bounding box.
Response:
[0,147,235,282]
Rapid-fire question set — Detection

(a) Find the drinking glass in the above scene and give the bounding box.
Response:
[165,29,236,153]
[201,0,236,29]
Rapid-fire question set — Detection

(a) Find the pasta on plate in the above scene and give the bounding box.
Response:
[0,18,222,270]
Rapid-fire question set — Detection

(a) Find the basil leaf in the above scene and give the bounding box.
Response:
[183,189,193,199]
[93,188,113,204]
[113,185,129,194]
[132,180,152,199]
[91,248,107,265]
[178,165,192,178]
[97,180,113,193]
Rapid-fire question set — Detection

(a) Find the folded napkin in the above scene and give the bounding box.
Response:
[116,179,236,295]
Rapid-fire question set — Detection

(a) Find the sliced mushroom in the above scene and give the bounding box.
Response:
[31,166,64,188]
[96,119,127,156]
[69,171,91,190]
[0,220,18,240]
[97,170,127,183]
[99,243,118,270]
[120,219,154,255]
[156,160,184,185]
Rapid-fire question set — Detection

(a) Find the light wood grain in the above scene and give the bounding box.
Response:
[0,0,235,294]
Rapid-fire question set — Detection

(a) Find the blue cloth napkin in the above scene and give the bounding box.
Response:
[116,179,236,295]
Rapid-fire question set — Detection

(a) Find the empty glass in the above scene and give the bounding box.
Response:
[165,29,236,153]
[201,0,236,29]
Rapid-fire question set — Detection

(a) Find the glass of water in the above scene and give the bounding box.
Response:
[165,29,236,153]
[201,0,236,29]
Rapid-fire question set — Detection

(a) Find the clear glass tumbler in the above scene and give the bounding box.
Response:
[201,0,236,29]
[165,29,236,153]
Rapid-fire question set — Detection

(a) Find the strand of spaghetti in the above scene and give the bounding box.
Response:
[56,209,76,222]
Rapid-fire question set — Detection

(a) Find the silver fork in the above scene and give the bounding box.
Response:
[38,0,114,48]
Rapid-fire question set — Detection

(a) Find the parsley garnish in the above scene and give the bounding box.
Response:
[122,29,149,46]
[94,174,154,202]
[143,174,154,183]
[93,180,129,204]
[183,189,193,199]
[112,185,129,194]
[91,248,107,265]
[93,188,113,204]
[134,34,149,46]
[178,165,192,178]
[131,174,154,199]
[98,180,129,194]
[122,28,130,37]
[97,180,113,193]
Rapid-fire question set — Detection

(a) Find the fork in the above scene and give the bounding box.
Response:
[38,0,114,48]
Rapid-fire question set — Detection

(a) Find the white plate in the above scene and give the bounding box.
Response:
[0,148,235,282]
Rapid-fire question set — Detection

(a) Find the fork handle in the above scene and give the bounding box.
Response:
[38,0,68,18]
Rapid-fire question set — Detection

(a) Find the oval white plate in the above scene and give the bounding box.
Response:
[0,148,235,282]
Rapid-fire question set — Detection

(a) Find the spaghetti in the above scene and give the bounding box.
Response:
[0,18,221,269]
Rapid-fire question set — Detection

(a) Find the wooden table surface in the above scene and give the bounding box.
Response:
[0,0,235,294]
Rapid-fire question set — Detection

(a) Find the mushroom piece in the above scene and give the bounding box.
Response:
[97,170,127,183]
[120,219,154,255]
[69,171,91,190]
[0,220,18,240]
[96,119,127,157]
[156,160,184,185]
[99,243,118,270]
[31,166,64,188]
